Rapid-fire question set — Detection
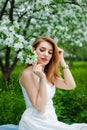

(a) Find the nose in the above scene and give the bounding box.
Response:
[44,51,48,56]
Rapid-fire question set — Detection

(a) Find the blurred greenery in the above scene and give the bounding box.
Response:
[0,61,87,125]
[53,61,87,124]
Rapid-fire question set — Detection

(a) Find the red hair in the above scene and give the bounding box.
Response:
[32,36,60,83]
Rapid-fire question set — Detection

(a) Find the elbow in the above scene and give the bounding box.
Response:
[34,102,46,114]
[34,96,47,113]
[69,82,76,90]
[34,105,46,114]
[71,85,76,90]
[72,81,76,89]
[37,108,46,114]
[73,83,76,89]
[36,104,46,114]
[64,80,76,90]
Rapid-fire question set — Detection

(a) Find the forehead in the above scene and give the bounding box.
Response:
[38,41,53,49]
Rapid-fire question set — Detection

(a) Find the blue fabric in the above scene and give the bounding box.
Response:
[0,124,18,130]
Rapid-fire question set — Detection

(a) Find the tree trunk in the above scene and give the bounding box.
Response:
[1,58,19,83]
[68,57,73,67]
[69,60,73,67]
[0,0,9,20]
[2,70,11,83]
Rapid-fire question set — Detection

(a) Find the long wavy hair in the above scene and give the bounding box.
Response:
[31,36,60,83]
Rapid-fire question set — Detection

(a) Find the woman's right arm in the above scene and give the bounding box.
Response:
[20,68,47,113]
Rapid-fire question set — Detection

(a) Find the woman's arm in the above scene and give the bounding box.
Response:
[36,77,47,113]
[20,65,48,113]
[55,48,76,90]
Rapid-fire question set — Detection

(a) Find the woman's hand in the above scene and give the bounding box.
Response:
[58,48,64,58]
[58,48,65,66]
[33,63,46,79]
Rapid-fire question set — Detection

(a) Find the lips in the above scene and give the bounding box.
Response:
[41,58,48,62]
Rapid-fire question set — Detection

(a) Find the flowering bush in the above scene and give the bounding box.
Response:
[17,45,37,64]
[0,17,37,64]
[0,17,26,48]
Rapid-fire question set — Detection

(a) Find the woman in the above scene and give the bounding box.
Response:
[0,36,87,130]
[18,36,87,130]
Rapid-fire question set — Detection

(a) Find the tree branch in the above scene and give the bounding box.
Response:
[0,0,9,20]
[9,0,15,22]
[0,47,6,51]
[5,46,11,69]
[50,0,81,7]
[23,17,32,36]
[62,1,81,6]
[9,50,20,73]
[18,10,28,22]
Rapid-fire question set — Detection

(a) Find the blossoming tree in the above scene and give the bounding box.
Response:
[0,0,87,82]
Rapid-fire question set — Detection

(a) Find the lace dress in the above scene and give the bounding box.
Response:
[18,83,87,130]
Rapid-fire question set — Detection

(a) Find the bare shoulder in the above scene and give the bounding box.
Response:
[21,67,33,78]
[20,66,37,86]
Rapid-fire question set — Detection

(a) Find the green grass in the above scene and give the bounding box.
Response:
[0,61,87,124]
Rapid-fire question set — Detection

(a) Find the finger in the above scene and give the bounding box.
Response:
[36,66,42,71]
[58,48,64,53]
[59,50,62,54]
[35,64,43,69]
[32,60,38,66]
[33,64,42,71]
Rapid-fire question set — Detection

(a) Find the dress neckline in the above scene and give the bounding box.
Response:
[46,81,55,89]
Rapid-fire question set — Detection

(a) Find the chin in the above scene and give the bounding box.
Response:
[40,62,48,66]
[38,60,49,65]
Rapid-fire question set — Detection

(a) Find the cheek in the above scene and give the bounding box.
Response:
[49,55,52,61]
[36,51,41,57]
[36,51,42,60]
[50,54,52,58]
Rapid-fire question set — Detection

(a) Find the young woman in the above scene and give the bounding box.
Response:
[18,36,87,130]
[0,36,87,130]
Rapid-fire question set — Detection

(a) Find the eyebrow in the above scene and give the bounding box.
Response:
[40,47,53,51]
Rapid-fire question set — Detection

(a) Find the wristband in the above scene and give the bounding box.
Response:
[62,65,69,70]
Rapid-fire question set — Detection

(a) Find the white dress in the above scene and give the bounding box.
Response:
[19,83,87,130]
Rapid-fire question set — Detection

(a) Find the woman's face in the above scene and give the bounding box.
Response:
[35,41,53,66]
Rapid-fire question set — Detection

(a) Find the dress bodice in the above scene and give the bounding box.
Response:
[21,85,33,108]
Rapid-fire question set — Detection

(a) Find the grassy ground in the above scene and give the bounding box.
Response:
[0,61,87,124]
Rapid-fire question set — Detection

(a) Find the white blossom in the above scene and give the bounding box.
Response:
[25,58,34,64]
[5,38,14,47]
[14,43,23,51]
[17,51,23,61]
[31,18,37,24]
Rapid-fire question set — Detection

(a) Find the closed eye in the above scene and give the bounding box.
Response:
[40,49,45,52]
[40,47,53,55]
[48,51,53,54]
